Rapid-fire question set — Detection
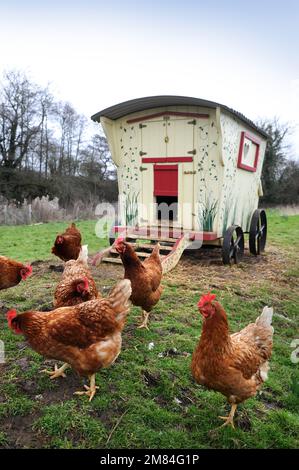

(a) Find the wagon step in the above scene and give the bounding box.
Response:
[92,232,192,273]
[125,234,177,243]
[101,257,123,264]
[129,243,173,251]
[110,248,167,258]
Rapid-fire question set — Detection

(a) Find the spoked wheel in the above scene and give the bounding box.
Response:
[249,209,267,255]
[222,225,244,265]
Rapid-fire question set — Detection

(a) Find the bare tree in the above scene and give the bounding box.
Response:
[0,70,42,169]
[0,69,118,205]
[80,133,115,180]
[38,87,54,177]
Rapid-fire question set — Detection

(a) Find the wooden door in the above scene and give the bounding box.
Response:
[154,164,178,196]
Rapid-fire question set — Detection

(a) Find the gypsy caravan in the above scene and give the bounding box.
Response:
[92,96,268,268]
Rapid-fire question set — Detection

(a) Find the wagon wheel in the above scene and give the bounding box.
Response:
[222,225,244,265]
[249,209,267,255]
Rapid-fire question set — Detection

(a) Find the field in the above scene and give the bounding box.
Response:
[0,213,298,449]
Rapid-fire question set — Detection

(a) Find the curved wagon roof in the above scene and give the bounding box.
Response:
[91,95,268,139]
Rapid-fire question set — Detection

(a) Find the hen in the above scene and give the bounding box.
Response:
[7,279,132,401]
[51,223,82,261]
[54,245,100,308]
[114,238,163,329]
[0,256,32,290]
[191,293,274,428]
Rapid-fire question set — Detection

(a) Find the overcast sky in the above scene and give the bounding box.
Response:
[0,0,298,155]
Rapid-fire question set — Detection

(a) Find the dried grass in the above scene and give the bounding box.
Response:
[0,196,101,225]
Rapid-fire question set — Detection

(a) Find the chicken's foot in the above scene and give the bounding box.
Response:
[74,374,99,401]
[40,363,69,380]
[137,310,150,330]
[218,404,237,429]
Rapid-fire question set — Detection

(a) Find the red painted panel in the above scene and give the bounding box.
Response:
[113,226,219,241]
[127,111,209,124]
[154,164,178,196]
[142,157,193,163]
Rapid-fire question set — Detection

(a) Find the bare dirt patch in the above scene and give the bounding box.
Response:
[165,244,294,294]
[1,413,49,449]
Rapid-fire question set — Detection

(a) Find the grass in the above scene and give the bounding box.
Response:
[0,213,298,449]
[0,220,106,262]
[198,194,218,232]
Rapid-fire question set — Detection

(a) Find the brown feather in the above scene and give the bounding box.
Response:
[51,223,82,261]
[54,257,100,308]
[191,301,273,404]
[0,256,27,290]
[11,280,132,377]
[119,242,163,312]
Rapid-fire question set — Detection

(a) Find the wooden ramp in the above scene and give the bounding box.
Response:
[92,230,192,274]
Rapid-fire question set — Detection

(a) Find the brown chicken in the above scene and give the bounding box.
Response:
[54,245,100,308]
[191,293,274,428]
[51,223,82,261]
[0,256,32,290]
[114,237,163,329]
[7,279,132,401]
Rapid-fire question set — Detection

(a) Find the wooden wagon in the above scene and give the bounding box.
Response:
[91,96,268,270]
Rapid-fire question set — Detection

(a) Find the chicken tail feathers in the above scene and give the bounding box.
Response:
[256,306,274,328]
[77,245,88,264]
[108,279,132,321]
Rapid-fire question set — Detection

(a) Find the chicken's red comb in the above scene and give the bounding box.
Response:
[7,309,17,329]
[198,293,216,308]
[83,276,89,291]
[25,265,33,276]
[114,235,125,245]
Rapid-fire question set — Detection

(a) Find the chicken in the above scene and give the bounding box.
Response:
[7,279,132,401]
[114,237,163,329]
[0,256,32,290]
[191,293,274,428]
[54,245,100,308]
[51,223,82,261]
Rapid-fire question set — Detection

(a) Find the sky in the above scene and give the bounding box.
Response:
[0,0,298,156]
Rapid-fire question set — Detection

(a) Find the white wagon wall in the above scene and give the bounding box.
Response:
[217,112,266,237]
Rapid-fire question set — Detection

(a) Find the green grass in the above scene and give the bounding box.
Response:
[0,220,106,262]
[0,213,298,449]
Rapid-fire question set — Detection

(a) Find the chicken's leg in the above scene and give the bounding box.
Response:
[74,374,99,401]
[218,404,237,429]
[40,363,69,380]
[137,310,150,330]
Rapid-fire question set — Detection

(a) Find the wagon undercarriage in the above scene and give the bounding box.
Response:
[92,209,267,271]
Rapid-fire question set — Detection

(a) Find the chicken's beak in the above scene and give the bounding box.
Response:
[198,303,213,319]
